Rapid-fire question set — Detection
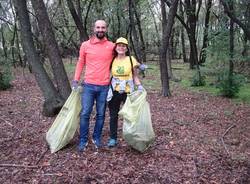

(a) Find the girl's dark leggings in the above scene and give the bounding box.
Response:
[108,91,127,139]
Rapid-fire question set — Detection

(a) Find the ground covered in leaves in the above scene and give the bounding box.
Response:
[0,70,250,184]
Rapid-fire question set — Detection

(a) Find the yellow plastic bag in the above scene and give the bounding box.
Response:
[119,90,155,152]
[46,88,81,153]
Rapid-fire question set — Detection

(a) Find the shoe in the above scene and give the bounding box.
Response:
[107,139,117,147]
[78,141,88,152]
[92,139,102,149]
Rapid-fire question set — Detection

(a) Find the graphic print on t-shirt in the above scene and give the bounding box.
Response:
[116,66,125,75]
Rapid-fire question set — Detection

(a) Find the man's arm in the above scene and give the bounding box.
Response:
[74,43,86,81]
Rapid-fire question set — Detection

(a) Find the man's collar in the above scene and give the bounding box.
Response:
[90,36,108,44]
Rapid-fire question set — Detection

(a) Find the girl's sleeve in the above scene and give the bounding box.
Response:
[131,56,140,68]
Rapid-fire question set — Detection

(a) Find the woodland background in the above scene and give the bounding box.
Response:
[0,0,250,183]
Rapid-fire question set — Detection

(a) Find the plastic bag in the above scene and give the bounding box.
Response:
[119,90,155,152]
[106,86,113,102]
[46,88,81,153]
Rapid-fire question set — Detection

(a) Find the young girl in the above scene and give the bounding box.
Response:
[107,37,144,147]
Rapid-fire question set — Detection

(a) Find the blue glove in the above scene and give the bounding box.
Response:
[71,80,78,90]
[137,84,144,92]
[138,64,147,71]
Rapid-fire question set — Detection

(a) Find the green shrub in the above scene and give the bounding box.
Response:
[191,70,206,87]
[0,56,12,90]
[217,71,245,97]
[0,70,12,90]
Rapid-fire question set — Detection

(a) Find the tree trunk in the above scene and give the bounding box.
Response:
[131,0,147,63]
[148,1,161,49]
[173,27,180,59]
[220,0,250,41]
[242,2,250,56]
[160,0,168,96]
[95,0,104,17]
[10,20,22,67]
[164,0,199,67]
[185,0,199,69]
[160,0,179,97]
[76,0,82,23]
[13,0,64,117]
[66,0,88,42]
[242,35,249,57]
[167,49,173,78]
[128,0,143,62]
[199,0,212,64]
[188,33,199,69]
[30,0,71,100]
[1,27,8,59]
[11,22,22,67]
[170,27,175,59]
[83,0,93,37]
[116,1,121,38]
[179,1,188,63]
[229,2,234,76]
[58,0,80,53]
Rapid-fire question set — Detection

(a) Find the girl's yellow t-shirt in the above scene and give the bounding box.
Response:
[111,56,139,92]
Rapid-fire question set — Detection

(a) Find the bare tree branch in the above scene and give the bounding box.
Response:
[220,0,250,40]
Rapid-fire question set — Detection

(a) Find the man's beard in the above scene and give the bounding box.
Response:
[96,32,106,39]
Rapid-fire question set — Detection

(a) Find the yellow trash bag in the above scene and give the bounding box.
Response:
[46,88,81,153]
[119,90,155,152]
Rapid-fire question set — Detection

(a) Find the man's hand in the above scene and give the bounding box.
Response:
[71,80,78,90]
[137,84,144,92]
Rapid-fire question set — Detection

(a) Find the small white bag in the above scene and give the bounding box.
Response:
[106,86,113,102]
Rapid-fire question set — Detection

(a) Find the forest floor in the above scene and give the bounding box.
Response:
[0,68,250,184]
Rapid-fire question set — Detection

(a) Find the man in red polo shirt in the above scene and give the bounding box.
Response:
[72,20,114,151]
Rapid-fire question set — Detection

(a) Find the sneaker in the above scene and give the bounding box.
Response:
[78,141,88,152]
[107,139,117,147]
[92,139,102,149]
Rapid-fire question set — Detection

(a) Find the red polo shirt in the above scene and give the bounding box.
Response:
[74,37,114,85]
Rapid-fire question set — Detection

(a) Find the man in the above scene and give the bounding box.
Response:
[72,20,114,151]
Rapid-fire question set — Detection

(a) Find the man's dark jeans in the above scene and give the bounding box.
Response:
[79,83,109,143]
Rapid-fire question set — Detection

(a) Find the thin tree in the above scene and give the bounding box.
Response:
[220,0,250,41]
[184,0,201,69]
[160,0,179,97]
[199,0,212,64]
[30,0,71,100]
[66,0,89,42]
[164,0,201,69]
[131,0,147,63]
[229,1,234,78]
[179,1,188,63]
[128,0,142,62]
[13,0,64,116]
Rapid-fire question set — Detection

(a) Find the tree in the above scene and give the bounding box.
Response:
[128,0,146,63]
[183,0,201,69]
[65,0,89,42]
[220,0,250,41]
[163,0,201,69]
[13,0,64,116]
[229,0,234,78]
[179,1,188,63]
[30,0,71,100]
[131,0,146,63]
[160,0,179,97]
[199,0,212,64]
